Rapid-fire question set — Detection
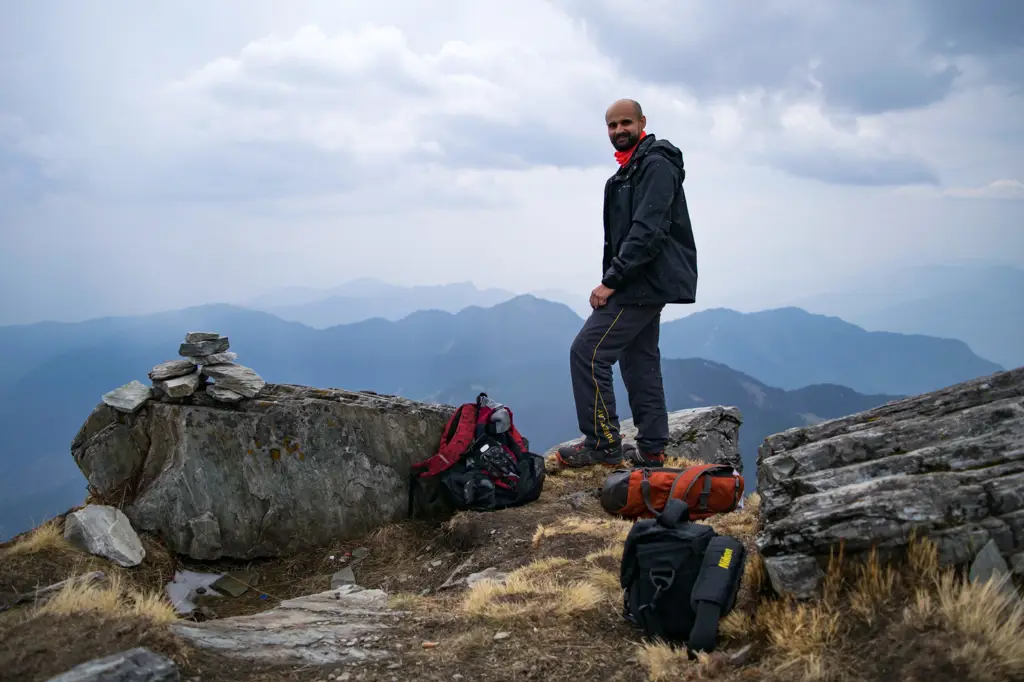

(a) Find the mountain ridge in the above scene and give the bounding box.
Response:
[0,294,993,540]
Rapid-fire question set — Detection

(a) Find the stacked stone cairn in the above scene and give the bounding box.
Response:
[146,332,266,405]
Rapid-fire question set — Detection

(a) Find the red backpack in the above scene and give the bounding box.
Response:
[410,393,543,513]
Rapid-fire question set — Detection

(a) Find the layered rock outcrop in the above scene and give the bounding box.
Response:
[73,383,454,560]
[546,405,743,468]
[756,367,1024,598]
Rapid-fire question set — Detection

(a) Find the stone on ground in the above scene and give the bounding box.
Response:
[969,538,1018,600]
[71,384,454,559]
[331,566,357,588]
[200,363,265,399]
[546,405,743,469]
[64,504,146,567]
[148,359,197,382]
[206,385,245,403]
[756,367,1024,599]
[45,646,178,682]
[101,381,151,414]
[171,584,399,666]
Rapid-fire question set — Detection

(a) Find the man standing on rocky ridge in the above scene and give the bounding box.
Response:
[556,99,697,469]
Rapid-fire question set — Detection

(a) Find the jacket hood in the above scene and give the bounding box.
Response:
[643,134,684,168]
[635,135,685,180]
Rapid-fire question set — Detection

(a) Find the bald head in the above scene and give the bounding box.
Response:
[608,98,643,119]
[605,99,646,152]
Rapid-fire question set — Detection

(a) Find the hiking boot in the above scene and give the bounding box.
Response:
[554,441,624,468]
[623,444,666,467]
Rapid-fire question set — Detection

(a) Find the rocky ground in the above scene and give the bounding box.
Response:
[2,453,1023,682]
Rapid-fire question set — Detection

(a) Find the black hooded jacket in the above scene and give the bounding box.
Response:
[600,134,697,306]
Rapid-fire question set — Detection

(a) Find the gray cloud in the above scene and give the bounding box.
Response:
[556,0,1022,113]
[0,0,1021,327]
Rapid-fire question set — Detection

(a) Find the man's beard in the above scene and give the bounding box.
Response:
[612,132,638,151]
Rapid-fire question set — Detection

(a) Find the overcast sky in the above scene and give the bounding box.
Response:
[1,0,1022,324]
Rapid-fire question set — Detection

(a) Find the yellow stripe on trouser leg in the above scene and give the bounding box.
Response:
[592,309,624,449]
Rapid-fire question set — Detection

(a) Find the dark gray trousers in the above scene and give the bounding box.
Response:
[569,299,669,453]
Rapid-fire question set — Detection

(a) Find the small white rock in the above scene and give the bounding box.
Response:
[493,631,510,641]
[64,505,146,567]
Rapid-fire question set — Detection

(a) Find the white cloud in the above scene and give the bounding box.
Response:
[157,22,632,171]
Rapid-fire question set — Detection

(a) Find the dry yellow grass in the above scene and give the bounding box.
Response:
[34,572,178,624]
[932,569,1024,681]
[532,515,633,546]
[388,592,433,611]
[462,568,604,619]
[709,536,1024,682]
[638,641,693,681]
[663,456,706,469]
[1,519,69,557]
[443,626,496,657]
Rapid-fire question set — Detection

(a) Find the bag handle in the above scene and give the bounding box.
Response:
[640,473,690,527]
[678,464,733,513]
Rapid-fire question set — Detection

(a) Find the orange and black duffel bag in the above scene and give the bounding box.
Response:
[599,463,744,520]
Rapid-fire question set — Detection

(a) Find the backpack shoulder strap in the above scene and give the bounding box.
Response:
[411,402,479,477]
[687,535,747,653]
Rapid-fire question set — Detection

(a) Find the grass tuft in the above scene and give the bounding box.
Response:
[532,515,633,547]
[935,569,1024,681]
[1,520,68,558]
[34,572,177,624]
[638,641,692,681]
[461,562,604,620]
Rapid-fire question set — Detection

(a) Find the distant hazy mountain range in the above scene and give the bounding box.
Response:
[0,294,1001,540]
[786,264,1024,370]
[243,278,589,327]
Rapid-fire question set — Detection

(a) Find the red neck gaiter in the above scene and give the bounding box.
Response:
[614,130,647,167]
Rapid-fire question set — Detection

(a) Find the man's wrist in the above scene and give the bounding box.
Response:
[601,266,622,289]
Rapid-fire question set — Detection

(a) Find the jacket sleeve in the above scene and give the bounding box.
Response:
[601,156,677,290]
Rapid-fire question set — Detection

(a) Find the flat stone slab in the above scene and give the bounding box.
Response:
[206,384,245,403]
[179,337,230,357]
[188,351,237,366]
[171,584,400,666]
[149,360,197,382]
[200,363,265,399]
[185,332,221,343]
[102,381,151,414]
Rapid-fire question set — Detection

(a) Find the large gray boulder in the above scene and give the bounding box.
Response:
[71,383,454,560]
[546,405,742,469]
[756,367,1024,599]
